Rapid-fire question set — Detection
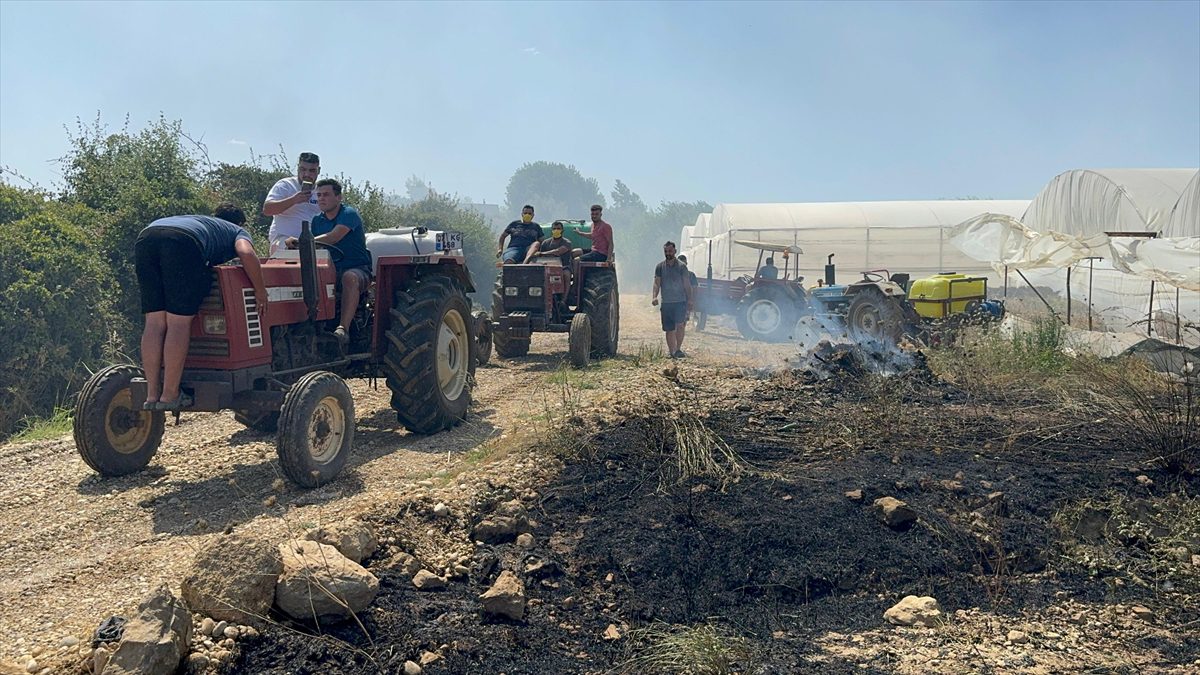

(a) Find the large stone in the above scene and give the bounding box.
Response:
[104,585,193,675]
[305,520,379,564]
[181,534,281,627]
[479,570,526,621]
[275,540,379,622]
[873,497,918,529]
[883,595,942,627]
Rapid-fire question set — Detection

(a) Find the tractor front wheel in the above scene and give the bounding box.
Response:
[73,365,165,477]
[568,313,592,368]
[472,310,493,366]
[276,371,354,488]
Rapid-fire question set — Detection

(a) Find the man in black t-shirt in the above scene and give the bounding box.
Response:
[497,204,544,264]
[527,222,573,266]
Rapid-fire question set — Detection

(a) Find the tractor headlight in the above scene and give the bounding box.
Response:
[529,287,543,297]
[505,287,519,296]
[203,315,227,335]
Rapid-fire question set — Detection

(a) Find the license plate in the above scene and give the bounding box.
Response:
[437,231,463,252]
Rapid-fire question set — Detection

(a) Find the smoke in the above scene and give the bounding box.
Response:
[784,313,919,380]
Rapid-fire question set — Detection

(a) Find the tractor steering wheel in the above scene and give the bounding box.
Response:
[315,241,345,264]
[861,271,886,283]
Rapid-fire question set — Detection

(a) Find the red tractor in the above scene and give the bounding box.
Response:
[490,250,619,368]
[692,240,809,342]
[73,224,487,487]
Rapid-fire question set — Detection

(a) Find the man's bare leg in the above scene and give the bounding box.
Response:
[665,330,679,356]
[339,271,361,330]
[674,325,687,354]
[160,313,195,402]
[141,311,167,403]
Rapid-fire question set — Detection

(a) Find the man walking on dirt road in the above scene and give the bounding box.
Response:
[652,241,694,358]
[263,151,322,254]
[136,204,268,410]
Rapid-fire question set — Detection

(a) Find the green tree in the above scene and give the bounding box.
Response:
[504,161,604,222]
[617,198,713,290]
[205,161,288,246]
[0,185,119,438]
[58,115,214,342]
[393,191,498,308]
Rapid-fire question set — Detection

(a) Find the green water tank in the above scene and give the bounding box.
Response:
[549,219,590,251]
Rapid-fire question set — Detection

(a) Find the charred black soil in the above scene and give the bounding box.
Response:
[235,362,1200,674]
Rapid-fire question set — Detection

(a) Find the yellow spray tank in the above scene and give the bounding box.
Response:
[907,273,989,319]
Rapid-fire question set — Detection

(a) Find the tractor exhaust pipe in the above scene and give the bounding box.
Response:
[825,254,836,286]
[299,220,319,322]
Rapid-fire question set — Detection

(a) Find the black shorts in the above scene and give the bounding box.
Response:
[135,229,213,316]
[660,301,688,331]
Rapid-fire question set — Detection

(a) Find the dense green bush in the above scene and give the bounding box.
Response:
[0,186,120,438]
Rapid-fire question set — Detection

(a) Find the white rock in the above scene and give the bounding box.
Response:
[516,533,535,549]
[403,660,423,675]
[413,569,446,590]
[222,626,239,640]
[1008,630,1029,644]
[275,540,380,622]
[58,636,80,648]
[884,596,943,627]
[433,503,451,517]
[479,570,526,620]
[198,618,215,638]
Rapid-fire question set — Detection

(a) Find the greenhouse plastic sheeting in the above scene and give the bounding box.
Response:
[1021,169,1197,238]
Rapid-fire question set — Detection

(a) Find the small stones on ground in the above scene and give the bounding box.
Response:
[419,650,441,666]
[845,489,864,502]
[433,502,451,517]
[412,569,447,590]
[562,596,576,610]
[884,596,942,627]
[1136,474,1153,487]
[24,659,37,674]
[59,636,80,648]
[403,660,423,675]
[199,618,215,637]
[213,620,228,638]
[516,533,535,549]
[1007,630,1029,644]
[1130,606,1155,621]
[222,626,239,640]
[603,624,621,640]
[187,653,209,670]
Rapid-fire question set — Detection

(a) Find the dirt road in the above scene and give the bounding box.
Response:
[0,296,792,666]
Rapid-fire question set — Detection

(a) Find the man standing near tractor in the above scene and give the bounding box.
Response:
[578,204,613,262]
[651,241,694,358]
[497,205,544,264]
[134,204,268,410]
[285,178,371,345]
[262,152,322,254]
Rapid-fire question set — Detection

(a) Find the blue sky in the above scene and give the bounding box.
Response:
[1,1,1197,207]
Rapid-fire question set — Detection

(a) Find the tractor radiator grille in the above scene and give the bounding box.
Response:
[188,338,229,357]
[504,266,545,287]
[199,275,223,311]
[242,287,263,348]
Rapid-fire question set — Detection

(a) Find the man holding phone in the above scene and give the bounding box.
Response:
[263,151,322,253]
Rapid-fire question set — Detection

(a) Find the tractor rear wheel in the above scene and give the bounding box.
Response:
[735,287,797,342]
[578,269,619,357]
[846,287,910,344]
[276,371,354,487]
[385,275,475,434]
[568,313,592,368]
[491,279,530,358]
[74,365,164,477]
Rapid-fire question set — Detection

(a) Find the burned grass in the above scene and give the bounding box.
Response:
[234,355,1199,674]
